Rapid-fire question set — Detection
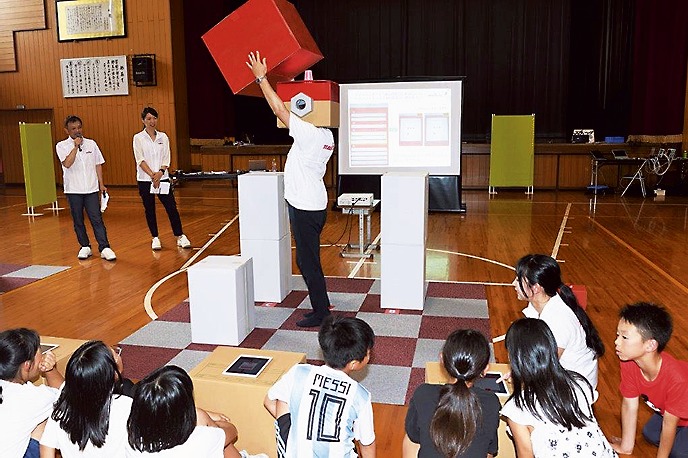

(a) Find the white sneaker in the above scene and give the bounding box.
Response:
[151,237,162,250]
[77,246,92,259]
[177,234,191,248]
[239,452,268,458]
[100,247,117,261]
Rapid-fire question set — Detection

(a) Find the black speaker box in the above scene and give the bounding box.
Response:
[132,55,156,86]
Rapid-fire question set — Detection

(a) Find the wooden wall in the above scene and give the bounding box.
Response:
[0,0,187,185]
[194,143,655,191]
[0,0,46,72]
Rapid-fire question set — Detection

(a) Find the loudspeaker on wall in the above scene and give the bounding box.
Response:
[132,54,156,86]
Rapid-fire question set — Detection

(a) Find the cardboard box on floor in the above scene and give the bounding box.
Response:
[189,346,306,458]
[35,336,87,386]
[202,0,323,97]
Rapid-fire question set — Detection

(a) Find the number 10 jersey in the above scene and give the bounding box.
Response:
[267,363,376,457]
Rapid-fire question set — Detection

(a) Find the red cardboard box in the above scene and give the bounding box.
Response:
[202,0,323,97]
[276,80,339,128]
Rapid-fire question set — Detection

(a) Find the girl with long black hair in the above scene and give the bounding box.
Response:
[40,340,131,457]
[126,365,266,457]
[403,329,501,457]
[513,253,604,388]
[501,318,616,457]
[0,328,63,458]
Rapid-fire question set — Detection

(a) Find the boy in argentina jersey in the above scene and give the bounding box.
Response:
[265,316,376,457]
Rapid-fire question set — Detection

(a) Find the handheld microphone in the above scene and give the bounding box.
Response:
[76,133,82,151]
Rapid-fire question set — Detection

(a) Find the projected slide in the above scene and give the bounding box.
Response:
[340,80,462,175]
[349,106,389,166]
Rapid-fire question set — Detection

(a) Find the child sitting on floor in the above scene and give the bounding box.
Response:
[126,365,267,458]
[612,302,688,456]
[0,328,64,458]
[40,341,131,457]
[403,328,501,457]
[264,315,376,457]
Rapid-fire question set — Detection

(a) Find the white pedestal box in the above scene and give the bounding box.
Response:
[240,236,291,303]
[238,172,292,302]
[381,172,429,310]
[380,244,427,310]
[187,255,255,346]
[380,172,428,245]
[238,172,289,240]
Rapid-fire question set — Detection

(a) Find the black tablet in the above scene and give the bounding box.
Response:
[475,371,509,396]
[222,355,272,378]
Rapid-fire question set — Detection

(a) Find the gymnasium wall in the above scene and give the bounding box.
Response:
[0,0,188,185]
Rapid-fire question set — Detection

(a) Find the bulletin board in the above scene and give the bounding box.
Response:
[60,55,129,98]
[489,114,535,192]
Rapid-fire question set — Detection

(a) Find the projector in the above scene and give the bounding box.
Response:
[337,193,374,207]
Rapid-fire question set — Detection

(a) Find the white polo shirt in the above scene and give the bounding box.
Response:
[56,137,105,194]
[133,130,171,182]
[523,294,599,388]
[284,115,335,211]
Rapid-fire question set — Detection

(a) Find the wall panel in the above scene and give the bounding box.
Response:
[0,0,187,185]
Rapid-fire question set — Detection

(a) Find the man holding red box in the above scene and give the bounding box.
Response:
[247,51,333,328]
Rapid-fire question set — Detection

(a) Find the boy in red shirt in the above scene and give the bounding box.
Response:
[612,302,688,457]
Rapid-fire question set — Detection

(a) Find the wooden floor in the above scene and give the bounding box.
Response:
[3,182,687,457]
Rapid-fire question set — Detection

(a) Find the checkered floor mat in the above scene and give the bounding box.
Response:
[0,263,70,294]
[120,276,491,405]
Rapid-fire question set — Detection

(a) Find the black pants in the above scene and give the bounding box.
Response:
[288,203,331,317]
[66,192,110,252]
[137,181,183,237]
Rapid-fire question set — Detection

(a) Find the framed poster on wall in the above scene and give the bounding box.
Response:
[60,55,129,97]
[56,0,126,42]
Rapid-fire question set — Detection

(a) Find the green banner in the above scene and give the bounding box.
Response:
[489,114,535,188]
[20,122,56,207]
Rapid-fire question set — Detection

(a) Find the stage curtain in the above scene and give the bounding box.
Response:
[183,0,669,144]
[628,0,688,139]
[295,0,569,141]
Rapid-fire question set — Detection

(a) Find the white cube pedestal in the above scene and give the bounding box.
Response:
[238,172,289,240]
[381,172,429,310]
[381,244,427,310]
[238,172,292,302]
[240,236,291,303]
[187,255,255,345]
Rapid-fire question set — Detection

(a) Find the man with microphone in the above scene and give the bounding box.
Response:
[56,115,116,261]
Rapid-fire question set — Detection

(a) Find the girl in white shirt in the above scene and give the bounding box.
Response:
[512,254,605,388]
[40,341,131,457]
[126,366,264,458]
[0,328,63,458]
[501,318,616,457]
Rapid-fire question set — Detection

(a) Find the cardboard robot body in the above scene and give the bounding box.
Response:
[202,0,323,97]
